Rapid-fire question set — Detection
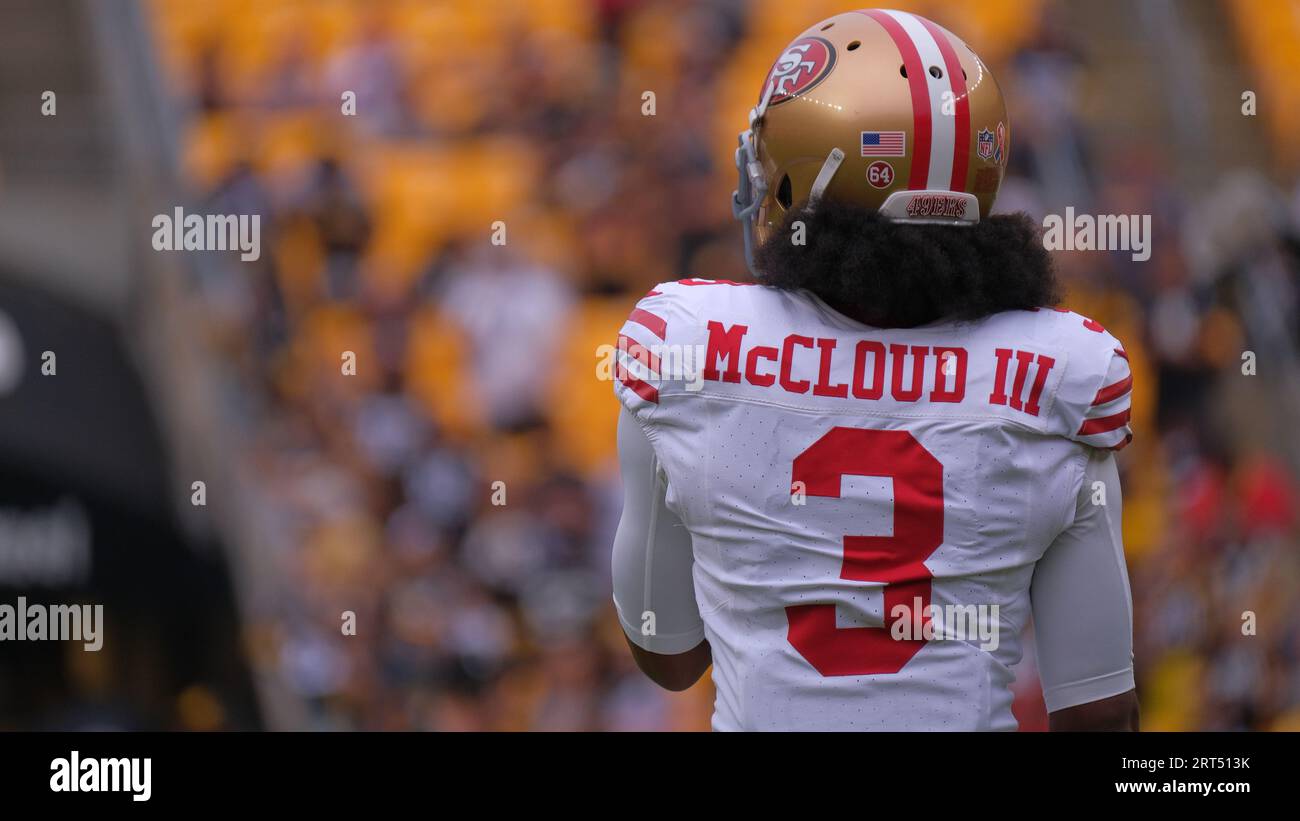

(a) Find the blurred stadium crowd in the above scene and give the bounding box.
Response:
[144,0,1300,730]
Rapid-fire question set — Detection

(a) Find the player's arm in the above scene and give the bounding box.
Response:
[1031,449,1139,731]
[611,407,711,691]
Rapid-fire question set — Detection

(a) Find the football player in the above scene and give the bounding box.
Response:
[611,9,1137,731]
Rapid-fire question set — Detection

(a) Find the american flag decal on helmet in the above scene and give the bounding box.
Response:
[861,131,906,157]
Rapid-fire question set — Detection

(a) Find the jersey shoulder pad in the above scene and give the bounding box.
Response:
[1040,308,1134,451]
[611,279,737,415]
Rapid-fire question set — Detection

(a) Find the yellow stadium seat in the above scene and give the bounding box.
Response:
[1226,0,1300,171]
[405,305,480,438]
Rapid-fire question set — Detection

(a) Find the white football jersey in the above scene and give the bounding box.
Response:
[613,279,1133,731]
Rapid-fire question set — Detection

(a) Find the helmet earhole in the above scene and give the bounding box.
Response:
[847,40,860,51]
[929,66,943,79]
[899,64,907,78]
[777,175,793,208]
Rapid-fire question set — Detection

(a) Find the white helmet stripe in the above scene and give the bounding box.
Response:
[884,10,956,191]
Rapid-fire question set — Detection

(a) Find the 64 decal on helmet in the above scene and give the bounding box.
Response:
[866,160,896,189]
[732,8,1009,276]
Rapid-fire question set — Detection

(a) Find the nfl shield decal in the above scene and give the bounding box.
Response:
[977,127,994,161]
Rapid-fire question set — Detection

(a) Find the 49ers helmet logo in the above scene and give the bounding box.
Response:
[762,36,836,105]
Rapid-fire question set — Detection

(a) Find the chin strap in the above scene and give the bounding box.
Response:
[808,148,845,205]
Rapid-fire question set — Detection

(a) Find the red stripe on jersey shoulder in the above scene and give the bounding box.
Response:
[619,333,661,373]
[676,278,754,287]
[1078,408,1131,436]
[618,374,659,404]
[1092,375,1133,406]
[627,307,667,340]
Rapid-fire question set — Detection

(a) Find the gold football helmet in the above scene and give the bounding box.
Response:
[733,8,1010,273]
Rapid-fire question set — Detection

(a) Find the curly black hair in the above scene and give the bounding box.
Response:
[753,198,1061,328]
